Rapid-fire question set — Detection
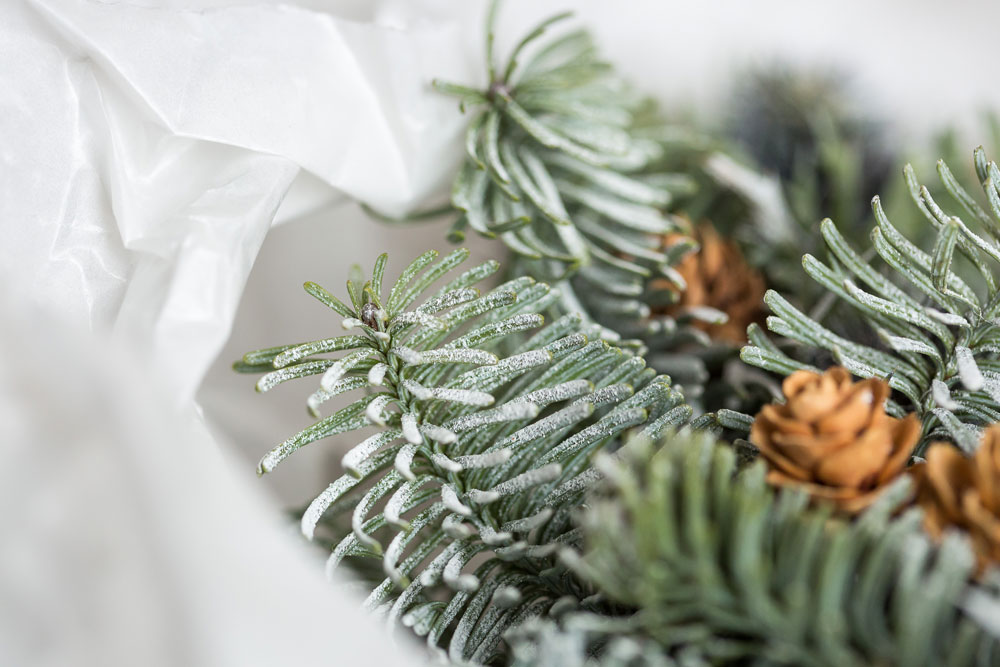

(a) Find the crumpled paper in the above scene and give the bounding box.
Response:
[4,0,478,401]
[0,0,482,663]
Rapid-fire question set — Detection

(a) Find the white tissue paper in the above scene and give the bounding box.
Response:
[7,0,478,401]
[1,0,481,663]
[0,288,420,667]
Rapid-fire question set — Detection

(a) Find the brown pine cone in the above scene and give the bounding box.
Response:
[652,224,765,345]
[750,367,920,513]
[912,426,1000,575]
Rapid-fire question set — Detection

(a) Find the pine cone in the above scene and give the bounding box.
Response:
[749,367,920,513]
[912,427,1000,575]
[653,224,765,345]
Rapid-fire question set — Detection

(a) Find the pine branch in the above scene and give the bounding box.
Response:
[432,2,697,346]
[741,148,1000,454]
[236,249,690,663]
[568,430,1000,666]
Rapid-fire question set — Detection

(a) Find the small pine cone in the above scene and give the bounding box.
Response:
[912,426,1000,575]
[750,367,920,513]
[652,224,765,345]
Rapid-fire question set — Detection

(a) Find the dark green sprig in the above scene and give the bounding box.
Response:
[568,430,999,666]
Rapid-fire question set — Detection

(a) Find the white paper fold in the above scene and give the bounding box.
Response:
[32,0,474,211]
[4,0,478,401]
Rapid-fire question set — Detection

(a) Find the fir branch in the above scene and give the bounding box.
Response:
[568,430,1000,666]
[433,1,696,348]
[236,249,688,663]
[742,148,1000,454]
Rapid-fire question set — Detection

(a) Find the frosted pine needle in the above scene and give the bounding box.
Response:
[467,488,502,504]
[300,476,359,540]
[272,335,367,368]
[431,452,464,473]
[449,313,545,349]
[365,394,395,426]
[392,346,423,364]
[413,348,499,366]
[368,362,389,386]
[384,481,416,530]
[925,306,968,327]
[956,345,984,390]
[418,541,464,587]
[543,333,589,357]
[442,514,475,540]
[256,360,333,393]
[479,524,514,546]
[391,310,445,330]
[321,349,375,391]
[584,384,635,408]
[483,463,562,498]
[401,412,423,444]
[420,422,458,444]
[446,401,541,433]
[428,387,495,406]
[454,449,513,468]
[498,402,596,450]
[932,379,959,410]
[395,444,418,481]
[404,380,495,406]
[442,484,473,516]
[383,532,409,586]
[494,349,555,374]
[418,287,480,313]
[342,430,400,478]
[519,379,595,407]
[544,468,602,507]
[443,553,480,593]
[492,587,522,608]
[402,379,433,401]
[307,376,367,417]
[501,508,554,534]
[540,408,648,464]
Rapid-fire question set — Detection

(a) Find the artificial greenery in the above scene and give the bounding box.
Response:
[741,148,1000,455]
[434,3,686,278]
[567,430,1000,666]
[236,249,689,663]
[229,3,1000,665]
[433,2,780,410]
